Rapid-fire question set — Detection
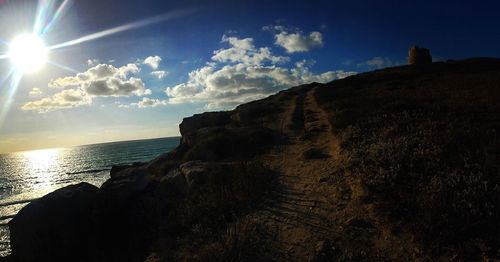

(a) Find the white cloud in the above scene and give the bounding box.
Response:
[48,76,81,88]
[23,62,150,113]
[22,89,91,113]
[83,76,149,96]
[48,63,146,96]
[166,63,354,109]
[358,57,394,69]
[28,88,43,97]
[275,31,323,53]
[165,35,356,109]
[143,56,162,70]
[48,63,141,90]
[131,97,168,108]
[263,24,323,53]
[151,70,168,80]
[87,59,99,67]
[212,35,288,65]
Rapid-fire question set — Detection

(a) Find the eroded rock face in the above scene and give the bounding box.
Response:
[408,45,432,65]
[179,160,207,188]
[179,111,231,137]
[9,183,98,262]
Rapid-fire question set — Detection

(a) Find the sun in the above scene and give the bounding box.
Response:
[8,34,48,73]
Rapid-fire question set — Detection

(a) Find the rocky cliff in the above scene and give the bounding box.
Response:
[6,58,500,261]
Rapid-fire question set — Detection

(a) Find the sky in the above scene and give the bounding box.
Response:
[0,0,499,153]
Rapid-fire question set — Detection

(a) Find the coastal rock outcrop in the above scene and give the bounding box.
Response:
[408,45,432,65]
[7,58,500,261]
[92,167,160,262]
[9,183,98,262]
[179,111,231,141]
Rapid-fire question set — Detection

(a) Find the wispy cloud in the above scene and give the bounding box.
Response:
[357,57,400,69]
[151,70,168,79]
[28,88,43,97]
[132,97,168,108]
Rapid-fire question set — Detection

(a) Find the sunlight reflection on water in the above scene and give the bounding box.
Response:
[0,137,180,257]
[22,148,62,194]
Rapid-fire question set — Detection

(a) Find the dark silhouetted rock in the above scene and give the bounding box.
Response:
[156,168,189,197]
[9,183,98,262]
[92,167,158,262]
[110,162,145,178]
[408,45,432,65]
[179,111,231,137]
[179,160,207,189]
[182,126,283,161]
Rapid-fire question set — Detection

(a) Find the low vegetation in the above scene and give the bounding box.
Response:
[315,59,500,257]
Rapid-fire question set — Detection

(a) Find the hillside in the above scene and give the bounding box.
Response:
[6,58,500,261]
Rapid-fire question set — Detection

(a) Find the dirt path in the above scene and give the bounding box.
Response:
[248,86,347,260]
[246,86,420,261]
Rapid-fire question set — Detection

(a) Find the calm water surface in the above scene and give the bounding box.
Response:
[0,137,179,256]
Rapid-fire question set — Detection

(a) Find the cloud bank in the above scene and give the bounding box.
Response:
[23,26,355,113]
[165,34,355,109]
[23,63,151,112]
[22,89,91,112]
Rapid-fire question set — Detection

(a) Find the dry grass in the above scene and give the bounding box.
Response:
[315,59,500,257]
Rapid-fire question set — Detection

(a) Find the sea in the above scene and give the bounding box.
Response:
[0,137,180,257]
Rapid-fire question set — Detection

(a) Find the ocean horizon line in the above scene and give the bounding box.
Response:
[0,136,181,155]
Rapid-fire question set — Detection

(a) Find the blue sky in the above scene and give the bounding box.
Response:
[0,0,499,153]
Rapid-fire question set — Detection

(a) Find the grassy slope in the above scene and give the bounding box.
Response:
[314,58,500,259]
[147,58,500,261]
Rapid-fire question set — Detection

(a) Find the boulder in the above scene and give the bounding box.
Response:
[408,45,432,65]
[110,162,145,178]
[98,167,153,202]
[92,167,159,262]
[9,182,98,262]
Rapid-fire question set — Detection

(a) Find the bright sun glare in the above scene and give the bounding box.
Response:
[7,34,48,73]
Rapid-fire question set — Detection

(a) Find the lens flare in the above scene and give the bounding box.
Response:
[7,34,48,73]
[48,8,197,50]
[0,1,197,131]
[40,0,71,36]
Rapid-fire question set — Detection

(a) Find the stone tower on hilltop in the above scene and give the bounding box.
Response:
[408,45,432,65]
